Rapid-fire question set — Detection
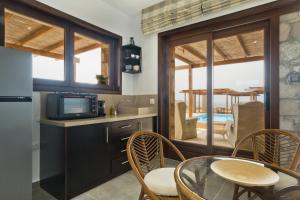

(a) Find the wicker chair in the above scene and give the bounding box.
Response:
[232,129,300,200]
[127,131,186,200]
[174,168,206,200]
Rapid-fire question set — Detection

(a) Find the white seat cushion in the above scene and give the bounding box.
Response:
[144,167,178,196]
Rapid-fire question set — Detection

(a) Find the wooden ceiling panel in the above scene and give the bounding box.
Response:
[175,46,200,64]
[175,40,207,65]
[4,10,109,59]
[5,12,41,44]
[26,28,64,54]
[240,30,264,57]
[214,36,245,60]
[175,29,264,68]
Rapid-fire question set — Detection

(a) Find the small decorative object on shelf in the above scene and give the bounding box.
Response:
[122,37,141,74]
[129,37,135,45]
[96,74,108,85]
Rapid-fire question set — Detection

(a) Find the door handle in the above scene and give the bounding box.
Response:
[106,127,109,143]
[119,124,132,129]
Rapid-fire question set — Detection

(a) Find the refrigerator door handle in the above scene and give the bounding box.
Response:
[0,96,32,102]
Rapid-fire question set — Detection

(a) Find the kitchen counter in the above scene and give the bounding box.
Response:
[40,113,157,127]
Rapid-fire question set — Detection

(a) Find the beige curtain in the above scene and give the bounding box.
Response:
[142,0,252,35]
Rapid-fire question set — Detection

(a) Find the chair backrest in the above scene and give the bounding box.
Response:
[127,131,185,178]
[232,129,300,171]
[175,101,187,139]
[228,101,265,148]
[127,131,185,200]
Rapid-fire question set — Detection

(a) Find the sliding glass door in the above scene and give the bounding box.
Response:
[170,35,212,150]
[169,21,269,153]
[212,27,266,150]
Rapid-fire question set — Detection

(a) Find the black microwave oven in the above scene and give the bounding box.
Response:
[47,93,98,120]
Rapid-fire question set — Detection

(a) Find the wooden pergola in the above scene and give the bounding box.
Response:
[175,30,265,117]
[180,87,264,116]
[4,9,109,76]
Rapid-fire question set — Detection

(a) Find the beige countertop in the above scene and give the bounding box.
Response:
[40,113,157,127]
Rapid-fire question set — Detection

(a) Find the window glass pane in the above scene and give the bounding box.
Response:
[4,9,65,81]
[212,29,265,149]
[173,40,208,145]
[74,33,110,85]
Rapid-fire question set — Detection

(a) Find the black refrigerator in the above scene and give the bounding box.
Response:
[0,46,32,200]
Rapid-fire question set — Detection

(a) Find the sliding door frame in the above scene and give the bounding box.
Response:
[168,33,214,154]
[212,20,270,130]
[158,0,300,158]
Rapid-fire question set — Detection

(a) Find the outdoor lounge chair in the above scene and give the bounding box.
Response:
[174,101,198,140]
[227,101,265,149]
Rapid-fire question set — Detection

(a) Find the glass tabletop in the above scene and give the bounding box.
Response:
[175,156,300,200]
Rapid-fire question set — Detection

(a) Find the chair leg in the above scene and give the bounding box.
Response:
[233,185,240,200]
[138,189,144,200]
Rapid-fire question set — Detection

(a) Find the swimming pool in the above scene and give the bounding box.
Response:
[195,113,233,123]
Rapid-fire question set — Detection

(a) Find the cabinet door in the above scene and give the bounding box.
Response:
[67,124,110,198]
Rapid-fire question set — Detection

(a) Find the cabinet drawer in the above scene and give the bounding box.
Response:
[111,120,139,135]
[111,133,130,158]
[111,156,131,176]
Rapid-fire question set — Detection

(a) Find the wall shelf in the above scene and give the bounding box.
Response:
[122,44,141,74]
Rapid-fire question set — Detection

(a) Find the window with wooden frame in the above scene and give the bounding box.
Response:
[5,9,66,82]
[0,1,121,94]
[71,27,113,90]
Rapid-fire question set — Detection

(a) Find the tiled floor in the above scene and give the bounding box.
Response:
[176,129,233,148]
[33,159,179,200]
[33,159,253,200]
[33,171,141,200]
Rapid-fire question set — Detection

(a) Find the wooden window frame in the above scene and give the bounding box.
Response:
[0,0,122,94]
[158,0,300,158]
[70,26,117,91]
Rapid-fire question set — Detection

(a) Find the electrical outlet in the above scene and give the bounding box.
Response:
[149,98,155,105]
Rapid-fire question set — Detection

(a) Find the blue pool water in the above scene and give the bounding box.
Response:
[196,113,233,123]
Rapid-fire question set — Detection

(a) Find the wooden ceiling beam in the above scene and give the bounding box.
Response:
[236,35,250,57]
[18,26,53,45]
[213,43,228,60]
[182,45,206,61]
[43,36,82,52]
[43,40,64,52]
[175,53,193,65]
[6,43,80,63]
[75,43,102,55]
[175,56,264,70]
[5,12,13,22]
[214,55,263,66]
[6,43,64,60]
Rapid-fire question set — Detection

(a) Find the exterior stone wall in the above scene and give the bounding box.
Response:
[280,11,300,135]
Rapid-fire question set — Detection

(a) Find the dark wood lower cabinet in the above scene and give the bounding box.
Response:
[40,117,156,200]
[67,124,110,198]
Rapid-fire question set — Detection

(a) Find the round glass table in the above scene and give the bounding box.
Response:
[175,156,300,200]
